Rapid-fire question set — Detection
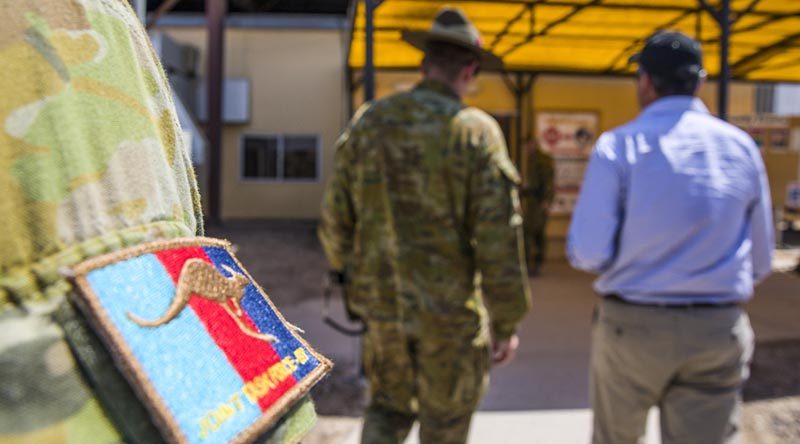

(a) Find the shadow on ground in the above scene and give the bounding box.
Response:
[745,340,800,402]
[210,220,800,430]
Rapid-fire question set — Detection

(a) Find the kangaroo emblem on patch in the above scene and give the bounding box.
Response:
[127,259,278,343]
[69,237,332,444]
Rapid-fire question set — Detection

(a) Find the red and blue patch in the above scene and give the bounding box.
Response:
[71,238,331,444]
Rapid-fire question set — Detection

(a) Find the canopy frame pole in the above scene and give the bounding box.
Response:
[503,72,536,168]
[719,0,731,121]
[515,74,523,167]
[695,9,702,40]
[364,0,376,102]
[347,71,366,117]
[346,67,354,118]
[698,0,731,121]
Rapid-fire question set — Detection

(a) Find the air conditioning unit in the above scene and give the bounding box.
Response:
[195,78,252,125]
[755,83,800,116]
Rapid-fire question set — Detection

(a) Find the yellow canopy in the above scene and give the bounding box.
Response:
[348,0,800,82]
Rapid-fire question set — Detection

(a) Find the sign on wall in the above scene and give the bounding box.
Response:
[536,112,598,158]
[536,112,598,215]
[730,115,796,151]
[787,182,800,211]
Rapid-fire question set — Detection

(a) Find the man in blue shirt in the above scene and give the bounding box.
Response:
[568,31,773,444]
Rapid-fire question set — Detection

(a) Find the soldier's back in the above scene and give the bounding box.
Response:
[347,80,505,322]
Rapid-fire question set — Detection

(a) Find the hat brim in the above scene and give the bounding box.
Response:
[402,29,504,71]
[628,52,641,64]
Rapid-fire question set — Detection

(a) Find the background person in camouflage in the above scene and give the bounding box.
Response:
[318,8,531,444]
[522,141,555,276]
[0,1,314,443]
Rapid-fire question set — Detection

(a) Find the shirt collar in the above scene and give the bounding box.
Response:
[414,79,461,102]
[640,96,709,118]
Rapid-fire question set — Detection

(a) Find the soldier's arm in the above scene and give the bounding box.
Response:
[468,118,532,340]
[318,108,366,270]
[519,157,536,197]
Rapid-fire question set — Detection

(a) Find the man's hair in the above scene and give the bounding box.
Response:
[646,69,701,97]
[422,41,479,81]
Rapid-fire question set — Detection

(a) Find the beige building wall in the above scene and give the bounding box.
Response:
[164,25,346,220]
[161,23,758,224]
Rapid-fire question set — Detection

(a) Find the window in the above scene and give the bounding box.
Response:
[242,136,278,179]
[755,84,775,114]
[283,136,318,180]
[241,134,320,181]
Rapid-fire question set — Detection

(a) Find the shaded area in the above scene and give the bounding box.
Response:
[311,366,368,417]
[741,340,800,443]
[207,220,326,306]
[745,340,800,401]
[209,221,800,442]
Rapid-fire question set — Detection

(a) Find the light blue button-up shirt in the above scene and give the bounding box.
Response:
[567,96,774,305]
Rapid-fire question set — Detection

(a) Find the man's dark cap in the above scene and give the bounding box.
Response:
[629,31,706,80]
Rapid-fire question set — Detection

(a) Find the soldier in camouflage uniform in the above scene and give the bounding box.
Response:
[522,141,555,276]
[319,9,531,444]
[0,1,315,443]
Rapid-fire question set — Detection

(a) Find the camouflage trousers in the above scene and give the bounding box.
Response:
[360,320,490,444]
[523,209,549,272]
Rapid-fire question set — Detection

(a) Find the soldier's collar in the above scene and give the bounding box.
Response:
[415,79,461,101]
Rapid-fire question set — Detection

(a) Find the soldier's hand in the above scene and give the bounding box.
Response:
[491,334,519,366]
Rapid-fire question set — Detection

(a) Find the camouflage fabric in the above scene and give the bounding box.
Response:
[319,79,531,443]
[360,320,490,444]
[522,148,554,272]
[0,1,314,443]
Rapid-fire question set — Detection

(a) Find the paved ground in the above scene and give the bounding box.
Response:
[208,221,800,444]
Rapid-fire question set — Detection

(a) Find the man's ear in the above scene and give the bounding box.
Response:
[638,70,652,90]
[694,76,705,95]
[466,60,480,79]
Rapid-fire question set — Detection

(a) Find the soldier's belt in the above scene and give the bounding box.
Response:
[67,237,332,444]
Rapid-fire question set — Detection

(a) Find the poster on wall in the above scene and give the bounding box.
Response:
[554,158,588,190]
[787,182,800,212]
[730,115,794,151]
[550,193,580,216]
[536,112,598,215]
[770,128,790,150]
[536,112,598,158]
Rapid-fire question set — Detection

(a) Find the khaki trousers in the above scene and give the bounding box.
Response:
[591,298,754,444]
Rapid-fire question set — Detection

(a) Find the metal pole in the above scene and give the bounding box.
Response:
[525,75,536,142]
[207,0,226,226]
[364,0,375,102]
[719,0,731,121]
[346,68,354,118]
[515,73,523,168]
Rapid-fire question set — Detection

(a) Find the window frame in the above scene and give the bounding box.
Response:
[239,133,321,183]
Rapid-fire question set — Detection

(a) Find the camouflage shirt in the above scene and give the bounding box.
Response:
[319,80,531,340]
[0,0,203,309]
[523,148,555,208]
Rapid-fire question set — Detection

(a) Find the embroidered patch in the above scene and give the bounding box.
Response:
[69,237,332,444]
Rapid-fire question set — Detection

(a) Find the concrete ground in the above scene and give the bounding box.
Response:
[208,222,800,444]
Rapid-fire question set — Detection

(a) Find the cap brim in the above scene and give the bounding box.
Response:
[628,52,641,64]
[401,29,504,71]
